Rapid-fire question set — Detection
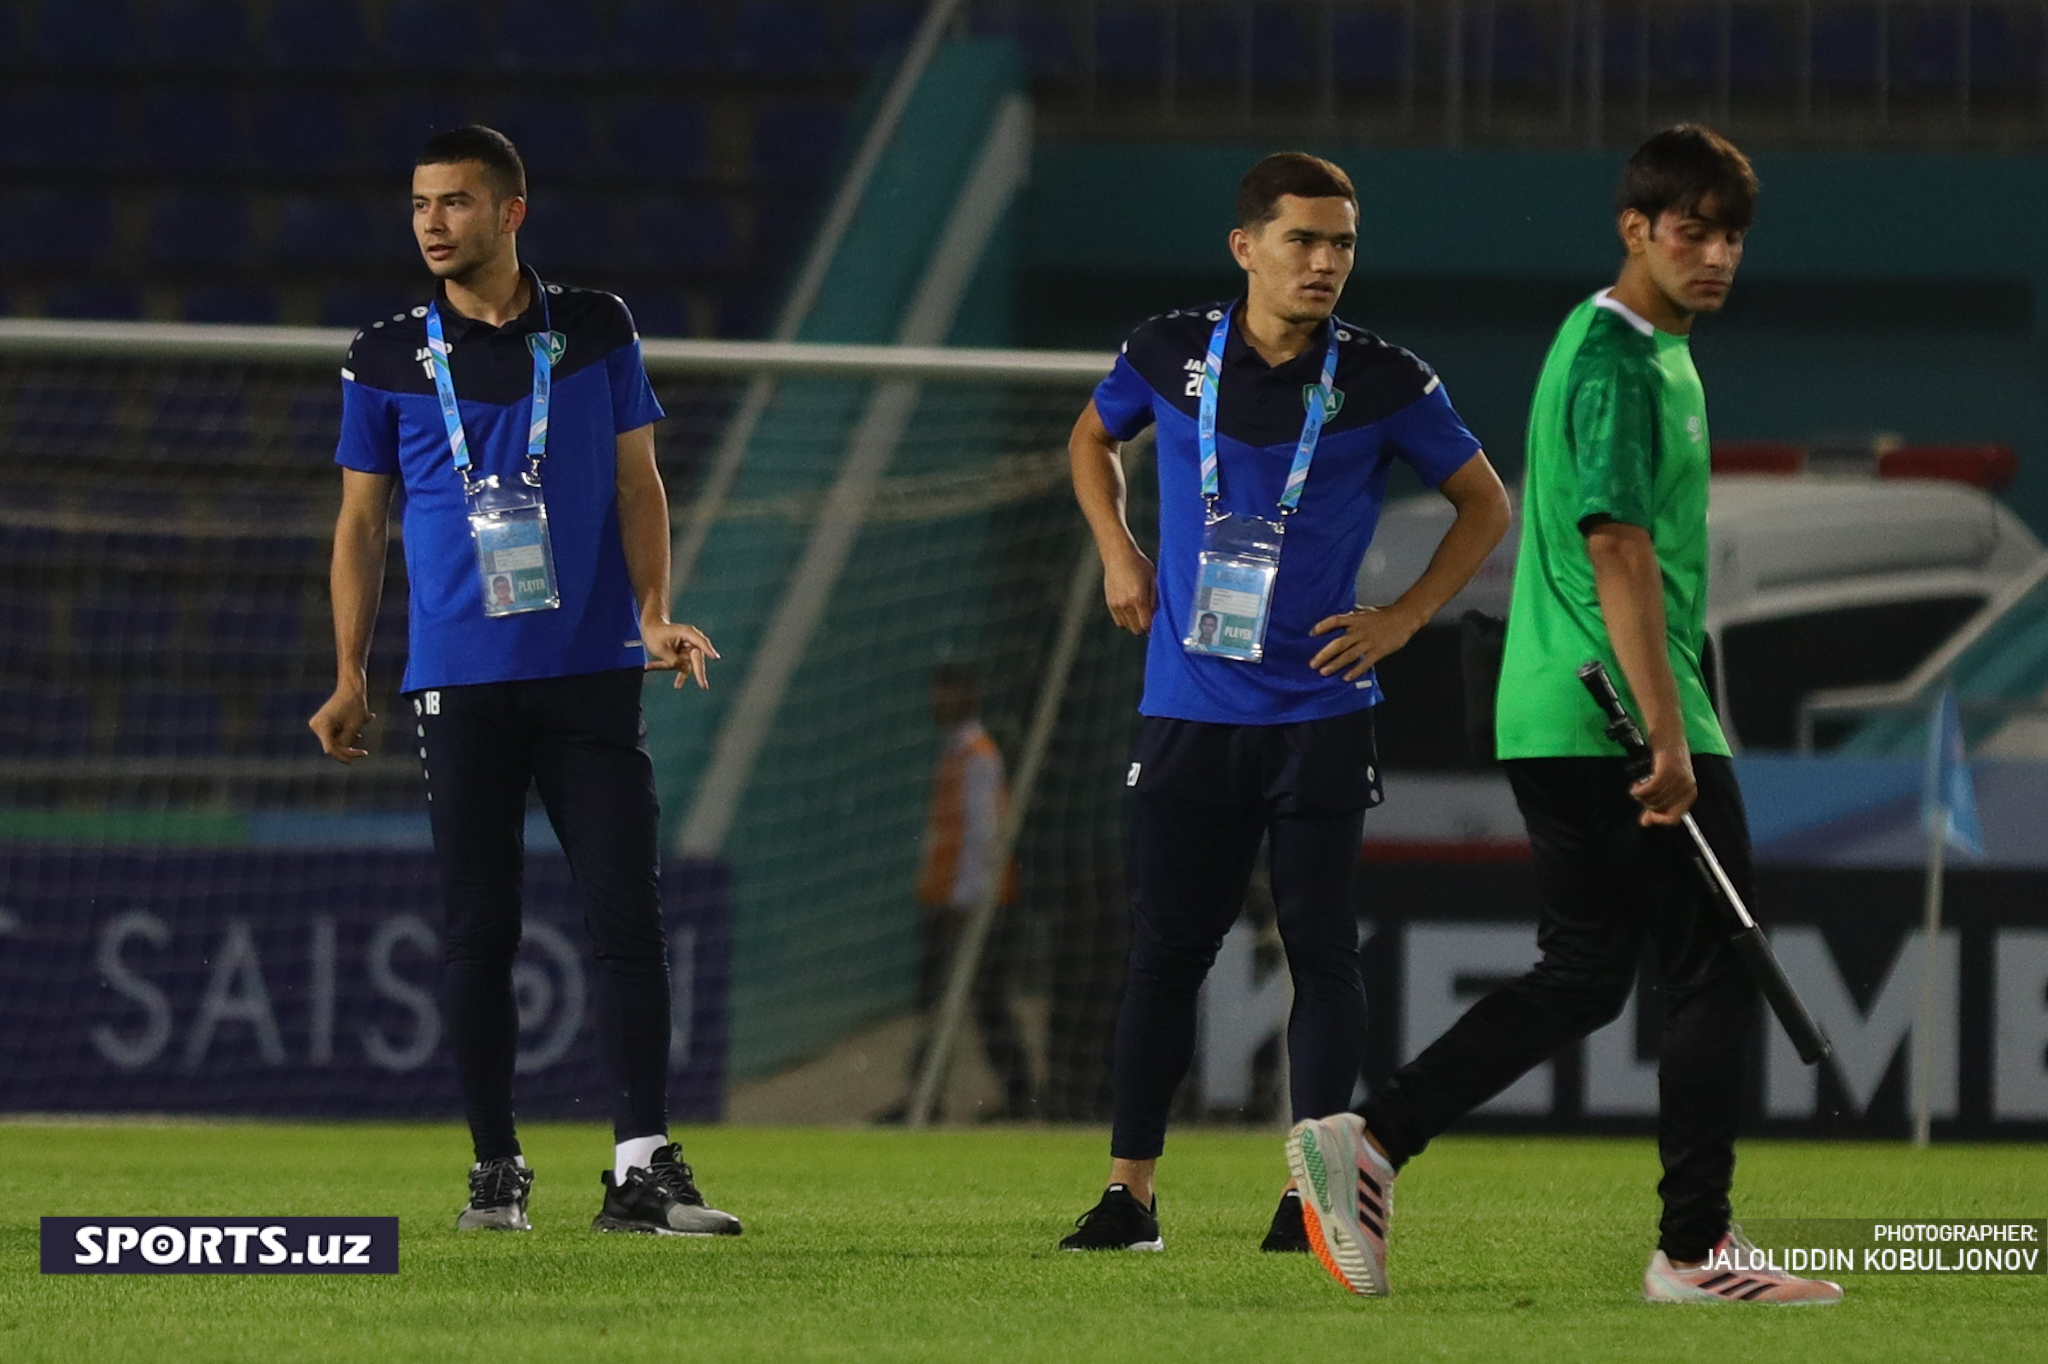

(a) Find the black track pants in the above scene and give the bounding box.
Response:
[1110,708,1382,1161]
[411,667,670,1162]
[1358,754,1757,1263]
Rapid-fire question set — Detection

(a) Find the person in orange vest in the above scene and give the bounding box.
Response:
[899,663,1031,1120]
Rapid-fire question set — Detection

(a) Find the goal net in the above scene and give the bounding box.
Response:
[0,322,1150,1124]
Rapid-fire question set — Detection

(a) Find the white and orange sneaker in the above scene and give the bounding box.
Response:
[1644,1227,1843,1304]
[1285,1113,1395,1297]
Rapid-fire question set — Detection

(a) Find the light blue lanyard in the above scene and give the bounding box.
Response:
[1197,304,1340,518]
[423,280,555,492]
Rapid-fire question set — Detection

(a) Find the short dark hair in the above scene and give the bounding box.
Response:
[415,125,527,201]
[1235,152,1356,230]
[1615,124,1757,232]
[931,662,978,691]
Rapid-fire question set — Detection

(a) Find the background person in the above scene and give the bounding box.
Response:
[1287,126,1842,1305]
[309,125,738,1239]
[887,663,1032,1122]
[1060,152,1509,1254]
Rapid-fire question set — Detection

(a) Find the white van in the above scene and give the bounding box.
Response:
[1357,474,2045,764]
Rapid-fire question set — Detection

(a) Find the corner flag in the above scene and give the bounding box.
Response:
[1921,689,1984,859]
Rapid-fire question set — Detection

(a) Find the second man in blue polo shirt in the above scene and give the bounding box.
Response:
[1061,152,1510,1252]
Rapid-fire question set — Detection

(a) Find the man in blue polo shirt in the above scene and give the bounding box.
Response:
[310,126,739,1238]
[1059,153,1509,1252]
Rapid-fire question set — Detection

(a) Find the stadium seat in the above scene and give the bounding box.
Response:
[251,92,358,173]
[265,0,371,70]
[1095,3,1166,84]
[115,688,226,758]
[1179,8,1247,84]
[320,287,416,330]
[184,286,281,325]
[1478,2,1556,90]
[372,95,471,170]
[145,0,253,68]
[752,103,848,184]
[489,101,597,182]
[1252,4,1312,88]
[146,388,252,463]
[608,100,711,181]
[1811,6,1880,93]
[275,197,383,268]
[730,1,832,74]
[381,0,483,71]
[0,687,94,759]
[1896,9,1964,93]
[716,284,774,339]
[622,292,690,339]
[44,286,144,320]
[637,196,736,272]
[518,197,624,275]
[33,0,138,67]
[1332,7,1408,89]
[0,597,53,675]
[252,689,333,758]
[972,6,1078,77]
[0,88,125,169]
[498,0,601,70]
[1656,5,1787,92]
[207,591,306,678]
[6,381,118,461]
[74,590,182,670]
[283,386,343,455]
[851,1,921,70]
[0,193,115,268]
[609,1,719,73]
[1970,8,2042,94]
[139,89,246,172]
[1602,9,1648,90]
[146,193,253,269]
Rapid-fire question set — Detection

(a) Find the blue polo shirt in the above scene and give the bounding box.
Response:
[334,273,665,692]
[1094,302,1482,726]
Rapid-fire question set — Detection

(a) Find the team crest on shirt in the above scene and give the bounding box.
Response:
[1303,384,1345,418]
[1687,414,1704,443]
[531,331,568,368]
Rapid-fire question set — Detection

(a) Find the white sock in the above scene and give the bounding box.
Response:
[614,1134,666,1182]
[472,1155,527,1170]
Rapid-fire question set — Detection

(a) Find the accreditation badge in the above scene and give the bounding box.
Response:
[466,476,561,617]
[1182,512,1284,663]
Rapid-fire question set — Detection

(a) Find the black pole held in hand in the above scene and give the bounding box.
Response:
[1576,660,1833,1066]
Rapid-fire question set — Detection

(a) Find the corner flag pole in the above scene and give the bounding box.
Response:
[1913,788,1946,1149]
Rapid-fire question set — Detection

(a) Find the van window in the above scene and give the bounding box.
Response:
[1720,596,1985,749]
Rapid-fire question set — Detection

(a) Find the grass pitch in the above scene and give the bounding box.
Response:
[1,1122,2043,1363]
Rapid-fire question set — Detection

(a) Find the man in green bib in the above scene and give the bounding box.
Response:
[1286,126,1842,1304]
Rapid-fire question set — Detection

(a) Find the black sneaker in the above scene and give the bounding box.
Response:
[1261,1189,1310,1253]
[591,1143,742,1236]
[1058,1184,1163,1251]
[456,1157,533,1231]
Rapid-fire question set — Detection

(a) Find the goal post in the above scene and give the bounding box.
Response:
[0,318,1150,1123]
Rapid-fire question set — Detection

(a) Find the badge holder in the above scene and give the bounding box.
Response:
[1183,511,1284,662]
[466,474,560,617]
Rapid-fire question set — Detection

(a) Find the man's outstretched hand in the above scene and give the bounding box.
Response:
[644,621,720,690]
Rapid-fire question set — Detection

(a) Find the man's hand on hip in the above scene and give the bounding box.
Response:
[1308,604,1424,680]
[644,621,720,690]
